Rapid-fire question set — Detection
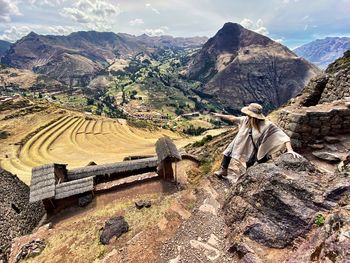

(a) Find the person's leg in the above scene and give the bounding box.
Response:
[214,155,231,177]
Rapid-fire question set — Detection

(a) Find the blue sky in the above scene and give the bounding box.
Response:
[0,0,349,48]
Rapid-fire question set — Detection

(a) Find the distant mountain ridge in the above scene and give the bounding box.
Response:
[187,22,321,113]
[1,31,207,85]
[0,40,11,59]
[294,37,350,69]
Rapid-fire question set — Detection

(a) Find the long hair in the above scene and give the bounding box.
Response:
[247,116,264,132]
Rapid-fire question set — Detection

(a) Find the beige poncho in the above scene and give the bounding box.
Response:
[223,116,290,164]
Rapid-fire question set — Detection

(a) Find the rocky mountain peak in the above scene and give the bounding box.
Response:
[187,22,320,113]
[203,22,273,56]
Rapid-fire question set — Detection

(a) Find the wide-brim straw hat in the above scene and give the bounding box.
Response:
[241,103,265,120]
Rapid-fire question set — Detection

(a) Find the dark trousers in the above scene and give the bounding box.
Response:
[221,155,231,169]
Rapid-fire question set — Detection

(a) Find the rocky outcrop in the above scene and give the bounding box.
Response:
[286,209,350,262]
[223,154,350,254]
[187,22,320,113]
[0,169,45,261]
[0,40,11,58]
[294,37,350,69]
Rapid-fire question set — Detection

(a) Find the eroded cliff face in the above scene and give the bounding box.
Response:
[187,22,321,113]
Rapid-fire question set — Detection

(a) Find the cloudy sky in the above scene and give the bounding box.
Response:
[0,0,349,48]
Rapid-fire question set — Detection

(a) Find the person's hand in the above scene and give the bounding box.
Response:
[288,150,302,159]
[211,112,223,118]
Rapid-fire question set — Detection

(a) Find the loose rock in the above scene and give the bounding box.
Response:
[324,136,340,144]
[308,143,324,150]
[312,151,341,163]
[135,200,151,209]
[100,216,129,245]
[78,193,93,207]
[15,240,46,263]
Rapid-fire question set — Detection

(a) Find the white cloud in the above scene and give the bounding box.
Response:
[273,38,285,43]
[0,0,21,22]
[0,25,76,42]
[240,18,269,36]
[60,7,91,23]
[144,26,169,36]
[129,18,144,26]
[0,26,31,42]
[145,3,160,15]
[55,0,120,31]
[282,0,299,4]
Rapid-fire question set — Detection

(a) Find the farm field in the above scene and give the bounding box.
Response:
[0,101,226,185]
[0,115,182,184]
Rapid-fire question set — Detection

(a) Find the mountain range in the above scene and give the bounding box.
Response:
[1,31,206,86]
[187,23,320,113]
[0,23,326,114]
[294,37,350,69]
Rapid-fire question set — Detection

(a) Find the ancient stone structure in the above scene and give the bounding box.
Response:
[0,169,45,261]
[319,68,350,103]
[277,51,350,148]
[277,100,350,147]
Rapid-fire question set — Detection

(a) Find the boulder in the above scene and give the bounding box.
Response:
[312,151,341,163]
[78,193,93,207]
[100,216,129,245]
[275,152,315,172]
[223,159,350,250]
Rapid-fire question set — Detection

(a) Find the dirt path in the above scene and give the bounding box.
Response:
[158,178,235,263]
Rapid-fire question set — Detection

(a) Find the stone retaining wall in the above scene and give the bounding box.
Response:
[277,100,350,148]
[319,68,350,103]
[0,169,45,261]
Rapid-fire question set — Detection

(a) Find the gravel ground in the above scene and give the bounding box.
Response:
[158,178,236,263]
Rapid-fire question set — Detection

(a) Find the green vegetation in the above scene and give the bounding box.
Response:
[192,135,213,147]
[327,50,350,73]
[127,118,158,130]
[183,125,207,136]
[200,157,214,175]
[1,46,222,126]
[314,214,325,226]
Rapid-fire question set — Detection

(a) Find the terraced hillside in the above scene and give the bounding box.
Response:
[0,101,191,184]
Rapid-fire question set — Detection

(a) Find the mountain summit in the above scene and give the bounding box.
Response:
[187,22,321,113]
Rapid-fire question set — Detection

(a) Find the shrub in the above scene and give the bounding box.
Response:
[314,214,325,226]
[183,125,207,136]
[192,135,213,147]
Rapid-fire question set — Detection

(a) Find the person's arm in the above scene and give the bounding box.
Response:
[212,113,241,124]
[285,141,302,158]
